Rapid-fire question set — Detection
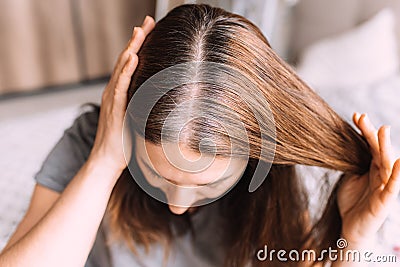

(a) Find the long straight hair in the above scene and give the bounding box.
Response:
[105,4,371,266]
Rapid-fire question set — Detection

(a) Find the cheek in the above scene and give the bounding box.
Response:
[197,187,227,199]
[135,159,167,189]
[146,178,230,203]
[142,172,168,190]
[196,181,237,199]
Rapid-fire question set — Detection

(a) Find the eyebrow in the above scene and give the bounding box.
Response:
[139,156,232,186]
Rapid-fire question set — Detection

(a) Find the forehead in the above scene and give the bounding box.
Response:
[134,132,247,184]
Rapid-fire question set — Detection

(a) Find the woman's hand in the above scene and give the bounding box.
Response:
[337,112,400,247]
[89,15,155,173]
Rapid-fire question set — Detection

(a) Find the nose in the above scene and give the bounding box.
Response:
[166,186,196,215]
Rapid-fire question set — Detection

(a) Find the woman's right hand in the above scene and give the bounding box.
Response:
[89,15,155,174]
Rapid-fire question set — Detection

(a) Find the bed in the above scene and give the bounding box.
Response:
[0,0,399,265]
[0,84,103,250]
[290,0,400,264]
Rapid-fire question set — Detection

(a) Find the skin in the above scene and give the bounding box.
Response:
[333,114,400,266]
[0,14,399,267]
[0,16,156,267]
[134,132,248,214]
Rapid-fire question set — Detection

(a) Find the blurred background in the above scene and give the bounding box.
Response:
[1,0,399,262]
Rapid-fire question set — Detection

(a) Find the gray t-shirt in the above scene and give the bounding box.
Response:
[34,108,227,267]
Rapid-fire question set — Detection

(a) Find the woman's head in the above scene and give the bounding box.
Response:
[134,132,247,214]
[123,4,280,212]
[107,4,372,266]
[126,2,370,175]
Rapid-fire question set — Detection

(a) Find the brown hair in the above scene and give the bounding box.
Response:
[105,4,372,266]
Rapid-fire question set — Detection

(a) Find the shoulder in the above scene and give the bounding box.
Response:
[34,104,100,193]
[59,104,100,158]
[66,104,100,144]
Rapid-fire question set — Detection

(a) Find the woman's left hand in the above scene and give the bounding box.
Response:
[337,112,400,247]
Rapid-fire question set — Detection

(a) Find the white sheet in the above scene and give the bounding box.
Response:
[0,107,81,250]
[316,73,400,156]
[310,73,400,265]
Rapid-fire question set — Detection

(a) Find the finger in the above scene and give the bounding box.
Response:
[352,112,363,135]
[125,16,154,50]
[381,158,400,204]
[378,125,393,183]
[358,114,380,158]
[352,112,361,128]
[108,17,154,89]
[127,27,146,54]
[114,54,138,97]
[141,15,156,36]
[107,52,130,91]
[126,16,155,53]
[111,27,145,83]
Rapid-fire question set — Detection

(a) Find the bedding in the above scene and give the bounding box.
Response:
[0,106,82,250]
[1,6,399,263]
[316,73,400,156]
[1,105,399,263]
[295,7,400,156]
[296,73,400,265]
[296,8,399,90]
[295,8,400,265]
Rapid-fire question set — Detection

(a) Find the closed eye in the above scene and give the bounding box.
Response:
[150,171,163,181]
[140,156,232,187]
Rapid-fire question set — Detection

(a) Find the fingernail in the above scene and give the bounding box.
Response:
[144,15,150,25]
[131,27,137,38]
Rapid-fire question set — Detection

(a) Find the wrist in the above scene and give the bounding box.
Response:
[331,235,375,267]
[86,152,126,182]
[339,233,372,251]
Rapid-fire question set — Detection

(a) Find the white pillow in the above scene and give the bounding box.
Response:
[296,8,399,91]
